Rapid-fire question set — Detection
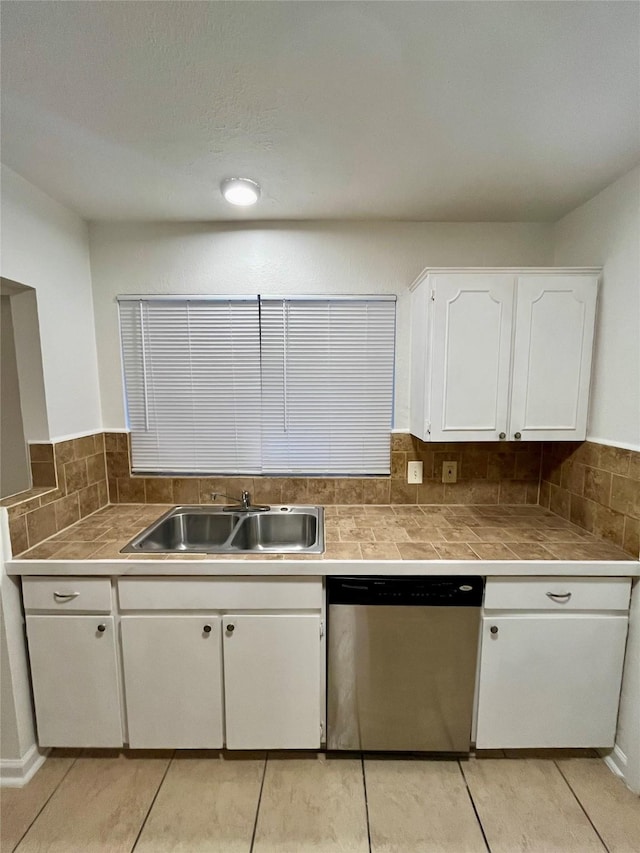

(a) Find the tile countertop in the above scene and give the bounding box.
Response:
[6,504,638,577]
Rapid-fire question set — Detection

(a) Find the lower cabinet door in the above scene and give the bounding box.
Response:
[475,614,628,748]
[223,614,321,749]
[121,615,223,748]
[26,615,123,747]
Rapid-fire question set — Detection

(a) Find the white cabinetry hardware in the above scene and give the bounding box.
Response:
[23,577,112,612]
[410,268,599,442]
[121,615,224,749]
[223,614,321,749]
[22,577,123,748]
[117,576,323,750]
[475,576,631,749]
[25,615,123,747]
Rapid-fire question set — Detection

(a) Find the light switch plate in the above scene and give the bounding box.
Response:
[407,461,423,484]
[442,461,458,483]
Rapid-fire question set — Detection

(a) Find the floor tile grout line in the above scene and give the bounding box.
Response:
[11,754,79,853]
[249,751,268,853]
[554,760,611,853]
[457,760,492,853]
[360,753,373,853]
[130,750,175,852]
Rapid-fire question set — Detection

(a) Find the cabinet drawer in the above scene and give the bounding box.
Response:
[118,576,323,611]
[22,577,113,613]
[484,577,631,612]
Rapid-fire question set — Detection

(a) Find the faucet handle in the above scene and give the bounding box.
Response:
[211,490,269,512]
[211,491,240,504]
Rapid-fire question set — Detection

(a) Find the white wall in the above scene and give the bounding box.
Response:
[553,165,640,793]
[553,165,640,452]
[89,220,553,429]
[0,165,102,440]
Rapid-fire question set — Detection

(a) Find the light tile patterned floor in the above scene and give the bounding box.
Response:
[1,751,639,852]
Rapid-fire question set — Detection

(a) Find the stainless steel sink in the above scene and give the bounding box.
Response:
[121,506,324,554]
[230,512,319,551]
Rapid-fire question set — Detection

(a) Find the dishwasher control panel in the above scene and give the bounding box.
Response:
[327,576,484,606]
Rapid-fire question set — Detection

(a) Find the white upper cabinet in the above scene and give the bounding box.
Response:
[410,269,599,442]
[510,275,598,441]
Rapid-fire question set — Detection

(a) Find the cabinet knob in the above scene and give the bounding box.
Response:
[203,624,212,633]
[490,625,499,635]
[514,432,522,440]
[97,624,106,633]
[226,623,235,633]
[499,432,506,440]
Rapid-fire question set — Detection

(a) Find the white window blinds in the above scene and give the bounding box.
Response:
[118,297,261,474]
[260,298,396,474]
[118,295,396,475]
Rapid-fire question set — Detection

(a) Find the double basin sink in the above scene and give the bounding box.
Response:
[122,505,324,555]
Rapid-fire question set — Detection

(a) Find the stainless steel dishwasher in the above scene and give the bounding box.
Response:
[327,575,484,752]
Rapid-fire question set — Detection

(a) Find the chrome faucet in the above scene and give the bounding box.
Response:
[211,490,270,512]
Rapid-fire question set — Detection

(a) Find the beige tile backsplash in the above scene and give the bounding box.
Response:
[540,441,640,558]
[5,431,637,559]
[103,432,542,511]
[4,433,109,556]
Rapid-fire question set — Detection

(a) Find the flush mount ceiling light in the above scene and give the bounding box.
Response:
[220,177,261,206]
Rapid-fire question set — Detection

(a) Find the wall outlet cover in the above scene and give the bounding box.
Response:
[442,460,458,483]
[407,460,423,484]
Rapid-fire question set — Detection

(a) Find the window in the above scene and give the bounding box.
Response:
[118,295,396,475]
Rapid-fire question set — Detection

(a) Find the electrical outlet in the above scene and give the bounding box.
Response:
[407,460,423,484]
[442,461,458,483]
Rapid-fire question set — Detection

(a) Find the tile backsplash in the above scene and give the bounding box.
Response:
[5,431,636,559]
[104,432,542,509]
[4,433,109,555]
[540,441,639,558]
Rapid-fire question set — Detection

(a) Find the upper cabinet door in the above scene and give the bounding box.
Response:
[510,275,598,441]
[429,274,515,441]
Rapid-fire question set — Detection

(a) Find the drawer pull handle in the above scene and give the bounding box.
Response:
[53,591,80,600]
[203,624,212,634]
[546,591,572,602]
[97,624,106,633]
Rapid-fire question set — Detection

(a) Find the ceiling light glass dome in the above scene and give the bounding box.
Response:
[220,177,261,206]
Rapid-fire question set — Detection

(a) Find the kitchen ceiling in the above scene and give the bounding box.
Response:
[1,1,638,222]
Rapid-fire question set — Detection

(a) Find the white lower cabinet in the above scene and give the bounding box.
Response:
[475,577,631,749]
[25,615,123,747]
[22,574,632,753]
[223,614,322,749]
[120,615,224,749]
[116,576,324,750]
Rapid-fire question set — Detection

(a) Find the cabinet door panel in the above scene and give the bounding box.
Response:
[223,614,321,749]
[26,615,123,747]
[510,275,597,440]
[430,274,514,441]
[121,616,223,748]
[476,614,627,748]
